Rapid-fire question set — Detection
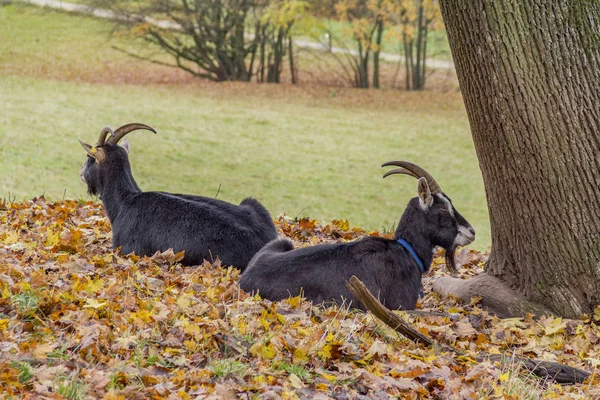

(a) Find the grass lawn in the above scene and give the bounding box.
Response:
[0,4,489,249]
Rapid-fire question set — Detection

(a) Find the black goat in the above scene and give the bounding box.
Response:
[78,123,278,269]
[239,162,475,310]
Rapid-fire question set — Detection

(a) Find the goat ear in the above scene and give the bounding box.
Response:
[78,138,106,163]
[417,177,433,209]
[119,138,130,154]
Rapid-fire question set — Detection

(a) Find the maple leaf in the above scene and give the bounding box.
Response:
[250,341,277,360]
[543,317,567,336]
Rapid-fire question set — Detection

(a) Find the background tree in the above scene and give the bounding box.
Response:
[257,0,309,83]
[433,0,600,318]
[318,0,443,89]
[397,0,442,90]
[331,0,398,88]
[143,0,262,82]
[103,0,311,83]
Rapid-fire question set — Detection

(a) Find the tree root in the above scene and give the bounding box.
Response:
[346,275,591,385]
[432,272,551,318]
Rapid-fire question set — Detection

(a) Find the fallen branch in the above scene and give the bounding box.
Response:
[346,275,591,384]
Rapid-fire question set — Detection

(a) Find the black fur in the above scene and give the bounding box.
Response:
[80,143,277,269]
[239,192,474,310]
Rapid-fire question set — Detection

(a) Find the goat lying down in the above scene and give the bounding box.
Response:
[79,123,278,269]
[239,162,475,310]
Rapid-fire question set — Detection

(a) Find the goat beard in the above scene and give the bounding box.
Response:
[444,245,459,276]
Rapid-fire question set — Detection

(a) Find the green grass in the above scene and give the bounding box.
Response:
[275,361,313,381]
[0,5,490,249]
[56,376,89,400]
[209,359,249,378]
[10,361,34,385]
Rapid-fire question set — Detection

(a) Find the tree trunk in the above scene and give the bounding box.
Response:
[420,23,428,89]
[413,0,424,90]
[259,27,266,83]
[289,36,297,84]
[356,40,369,88]
[434,0,600,318]
[267,27,285,83]
[403,35,412,90]
[373,18,384,89]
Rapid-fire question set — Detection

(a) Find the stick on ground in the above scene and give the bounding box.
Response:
[346,275,591,384]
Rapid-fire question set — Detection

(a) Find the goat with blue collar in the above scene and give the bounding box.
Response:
[239,161,475,310]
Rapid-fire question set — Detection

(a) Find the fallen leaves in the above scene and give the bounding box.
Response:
[0,197,598,398]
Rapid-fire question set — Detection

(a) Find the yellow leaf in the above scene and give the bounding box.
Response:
[499,372,510,382]
[84,277,105,294]
[177,390,191,400]
[1,231,19,244]
[594,305,600,321]
[318,372,337,382]
[1,283,11,299]
[456,355,477,364]
[45,227,60,247]
[250,342,276,360]
[83,298,106,309]
[325,331,335,342]
[184,324,200,336]
[253,374,268,385]
[0,319,9,331]
[332,219,349,230]
[544,317,567,336]
[318,344,332,360]
[184,340,197,352]
[176,294,193,310]
[129,309,153,324]
[293,348,308,363]
[285,296,302,308]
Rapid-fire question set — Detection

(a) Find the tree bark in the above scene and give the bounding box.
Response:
[413,0,424,90]
[289,36,297,84]
[373,18,384,89]
[403,35,413,90]
[356,40,369,88]
[435,0,600,317]
[420,22,428,89]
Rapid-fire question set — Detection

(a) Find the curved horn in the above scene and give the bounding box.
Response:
[107,123,156,145]
[382,161,441,194]
[79,138,106,163]
[97,126,114,146]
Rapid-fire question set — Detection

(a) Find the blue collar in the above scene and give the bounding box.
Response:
[397,238,425,274]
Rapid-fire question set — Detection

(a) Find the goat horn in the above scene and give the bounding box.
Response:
[97,126,114,147]
[382,161,442,194]
[79,138,106,163]
[107,123,156,145]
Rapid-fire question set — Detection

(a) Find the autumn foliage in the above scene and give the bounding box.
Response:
[0,198,598,398]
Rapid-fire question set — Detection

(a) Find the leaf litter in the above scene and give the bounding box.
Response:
[0,197,598,399]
